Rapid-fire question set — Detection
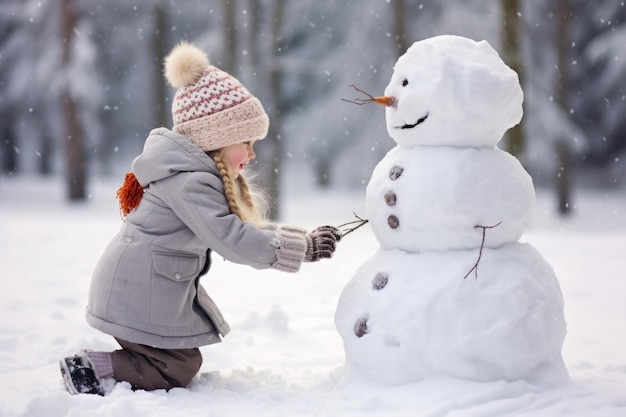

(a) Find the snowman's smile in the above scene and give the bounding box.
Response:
[397,112,429,129]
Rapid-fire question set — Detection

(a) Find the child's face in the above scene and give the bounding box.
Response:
[222,141,256,178]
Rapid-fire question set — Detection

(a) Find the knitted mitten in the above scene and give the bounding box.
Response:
[304,226,341,262]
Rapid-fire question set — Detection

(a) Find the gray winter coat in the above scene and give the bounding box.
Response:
[86,128,308,349]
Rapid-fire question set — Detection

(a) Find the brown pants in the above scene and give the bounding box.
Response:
[112,338,203,391]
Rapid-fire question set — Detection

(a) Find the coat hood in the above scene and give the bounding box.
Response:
[132,128,218,187]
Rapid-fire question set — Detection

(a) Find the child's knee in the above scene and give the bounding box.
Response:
[170,348,203,388]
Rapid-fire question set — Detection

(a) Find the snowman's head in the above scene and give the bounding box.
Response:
[383,35,523,149]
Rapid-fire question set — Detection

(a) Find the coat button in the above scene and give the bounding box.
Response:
[174,273,181,280]
[384,191,397,206]
[389,166,404,180]
[388,215,399,229]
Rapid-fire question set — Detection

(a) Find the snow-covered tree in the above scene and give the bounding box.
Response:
[570,0,626,168]
[2,0,624,208]
[0,0,102,200]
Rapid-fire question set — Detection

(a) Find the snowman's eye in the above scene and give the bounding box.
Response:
[402,79,409,87]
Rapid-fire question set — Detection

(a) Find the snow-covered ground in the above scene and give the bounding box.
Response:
[1,175,625,417]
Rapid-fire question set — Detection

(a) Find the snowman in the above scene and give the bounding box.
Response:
[335,35,568,385]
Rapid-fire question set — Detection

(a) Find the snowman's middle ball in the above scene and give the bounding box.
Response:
[366,145,534,252]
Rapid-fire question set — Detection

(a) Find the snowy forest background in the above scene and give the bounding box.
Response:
[1,0,625,218]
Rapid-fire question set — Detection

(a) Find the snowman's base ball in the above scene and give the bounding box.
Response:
[334,242,568,386]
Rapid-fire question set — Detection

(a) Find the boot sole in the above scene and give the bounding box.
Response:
[59,359,80,395]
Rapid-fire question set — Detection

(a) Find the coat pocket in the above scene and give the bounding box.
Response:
[149,252,203,330]
[152,251,202,282]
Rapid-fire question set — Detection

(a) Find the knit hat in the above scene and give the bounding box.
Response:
[164,42,269,151]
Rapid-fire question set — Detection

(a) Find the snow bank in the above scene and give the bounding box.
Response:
[0,176,625,416]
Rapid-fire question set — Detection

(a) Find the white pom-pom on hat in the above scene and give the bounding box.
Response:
[164,41,210,88]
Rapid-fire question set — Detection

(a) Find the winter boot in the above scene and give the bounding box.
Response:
[59,352,104,396]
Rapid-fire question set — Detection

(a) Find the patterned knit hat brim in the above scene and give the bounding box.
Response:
[173,96,269,151]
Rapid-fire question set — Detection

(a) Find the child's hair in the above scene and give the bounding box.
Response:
[208,149,270,227]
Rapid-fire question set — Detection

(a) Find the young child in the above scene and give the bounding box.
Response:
[60,42,341,395]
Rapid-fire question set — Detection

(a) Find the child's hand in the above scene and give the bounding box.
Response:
[304,226,342,262]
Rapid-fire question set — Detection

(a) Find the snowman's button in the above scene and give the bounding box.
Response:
[388,215,399,229]
[384,191,397,206]
[354,317,368,338]
[389,166,404,180]
[372,272,388,290]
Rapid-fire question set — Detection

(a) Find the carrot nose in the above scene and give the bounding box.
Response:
[372,96,396,107]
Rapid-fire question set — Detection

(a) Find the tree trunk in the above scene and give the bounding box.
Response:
[223,0,236,74]
[152,2,168,128]
[392,0,408,58]
[38,131,53,175]
[266,0,284,220]
[245,0,259,89]
[61,0,87,200]
[555,139,572,213]
[555,0,572,215]
[316,157,330,188]
[500,0,525,157]
[1,131,18,175]
[1,109,18,175]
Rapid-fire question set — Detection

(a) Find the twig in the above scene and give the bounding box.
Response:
[341,84,376,105]
[463,221,502,280]
[337,212,369,237]
[341,84,395,107]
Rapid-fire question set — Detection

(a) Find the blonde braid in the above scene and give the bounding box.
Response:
[209,150,269,226]
[210,151,242,218]
[236,175,255,208]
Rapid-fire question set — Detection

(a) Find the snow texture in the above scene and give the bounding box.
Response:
[0,176,625,417]
[366,145,535,252]
[335,35,567,386]
[383,35,523,149]
[335,244,567,385]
